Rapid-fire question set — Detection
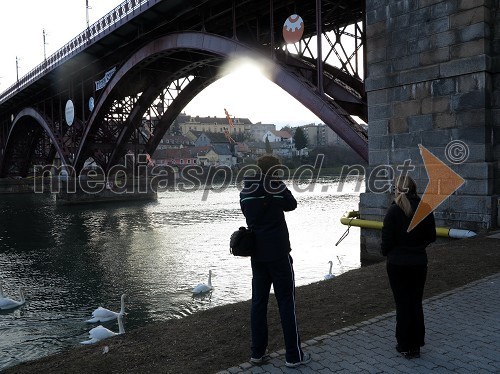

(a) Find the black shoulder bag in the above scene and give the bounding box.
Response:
[230,196,270,257]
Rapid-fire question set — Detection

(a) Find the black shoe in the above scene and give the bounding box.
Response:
[250,354,269,364]
[409,348,420,358]
[395,345,408,354]
[396,345,420,359]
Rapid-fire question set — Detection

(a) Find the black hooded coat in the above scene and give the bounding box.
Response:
[239,175,297,262]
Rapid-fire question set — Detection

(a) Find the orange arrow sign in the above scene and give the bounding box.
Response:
[408,144,465,232]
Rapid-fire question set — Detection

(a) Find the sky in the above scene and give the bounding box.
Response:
[0,1,322,128]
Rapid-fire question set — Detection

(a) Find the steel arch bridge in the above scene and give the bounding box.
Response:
[0,0,366,178]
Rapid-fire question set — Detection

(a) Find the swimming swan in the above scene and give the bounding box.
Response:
[81,312,125,344]
[324,261,335,280]
[192,270,213,294]
[0,287,26,310]
[86,294,126,323]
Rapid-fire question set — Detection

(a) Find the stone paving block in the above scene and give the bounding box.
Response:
[249,366,267,373]
[267,358,282,367]
[343,354,361,364]
[413,356,437,370]
[391,363,422,374]
[470,360,500,372]
[334,369,352,374]
[480,347,500,361]
[299,359,324,372]
[306,345,325,354]
[338,360,362,372]
[353,360,381,373]
[315,334,330,341]
[240,362,253,370]
[449,359,482,373]
[224,275,500,374]
[317,368,335,374]
[354,346,379,359]
[259,365,282,374]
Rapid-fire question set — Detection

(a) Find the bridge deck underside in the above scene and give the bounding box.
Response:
[0,0,366,177]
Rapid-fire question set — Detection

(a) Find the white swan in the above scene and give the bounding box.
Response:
[192,270,213,294]
[86,294,126,323]
[324,261,335,280]
[0,287,26,310]
[81,312,125,344]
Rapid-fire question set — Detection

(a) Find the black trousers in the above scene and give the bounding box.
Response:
[387,263,427,351]
[250,254,304,363]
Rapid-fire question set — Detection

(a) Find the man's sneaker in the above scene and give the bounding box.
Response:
[285,353,312,368]
[250,354,268,364]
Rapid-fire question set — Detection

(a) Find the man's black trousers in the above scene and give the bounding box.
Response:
[251,254,304,363]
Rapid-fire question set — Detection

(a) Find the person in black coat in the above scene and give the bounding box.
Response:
[381,175,436,359]
[239,155,311,368]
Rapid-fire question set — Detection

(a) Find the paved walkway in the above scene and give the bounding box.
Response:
[218,273,500,373]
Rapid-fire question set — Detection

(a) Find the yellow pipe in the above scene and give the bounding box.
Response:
[341,217,382,230]
[435,227,450,237]
[340,211,475,238]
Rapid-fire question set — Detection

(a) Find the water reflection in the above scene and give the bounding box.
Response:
[0,177,362,370]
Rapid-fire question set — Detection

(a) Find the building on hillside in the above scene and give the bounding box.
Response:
[301,123,321,147]
[263,130,293,144]
[198,144,235,167]
[185,130,202,142]
[166,113,190,135]
[178,115,251,136]
[157,134,194,149]
[250,122,276,141]
[153,143,237,167]
[246,142,268,157]
[152,146,211,166]
[246,141,295,159]
[234,142,251,158]
[294,123,349,147]
[319,124,349,147]
[194,132,231,147]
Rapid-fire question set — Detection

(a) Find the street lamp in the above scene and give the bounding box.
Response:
[86,0,92,29]
[43,29,48,62]
[16,56,20,84]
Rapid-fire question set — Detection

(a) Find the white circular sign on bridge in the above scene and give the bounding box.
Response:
[89,97,94,112]
[65,99,75,126]
[283,14,304,44]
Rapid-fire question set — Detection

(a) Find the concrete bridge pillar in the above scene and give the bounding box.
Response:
[359,0,500,262]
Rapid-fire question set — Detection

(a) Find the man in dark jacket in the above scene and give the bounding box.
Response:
[240,155,310,368]
[381,176,436,359]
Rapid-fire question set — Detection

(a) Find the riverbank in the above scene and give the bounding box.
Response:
[6,234,500,374]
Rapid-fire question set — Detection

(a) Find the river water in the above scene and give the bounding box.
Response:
[0,176,363,370]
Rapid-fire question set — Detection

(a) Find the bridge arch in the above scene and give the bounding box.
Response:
[2,108,70,177]
[75,31,367,172]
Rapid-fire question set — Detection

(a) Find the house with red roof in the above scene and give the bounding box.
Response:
[262,130,293,143]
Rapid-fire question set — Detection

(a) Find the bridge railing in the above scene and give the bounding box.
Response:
[0,0,160,105]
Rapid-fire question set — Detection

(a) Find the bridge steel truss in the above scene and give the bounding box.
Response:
[0,0,366,178]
